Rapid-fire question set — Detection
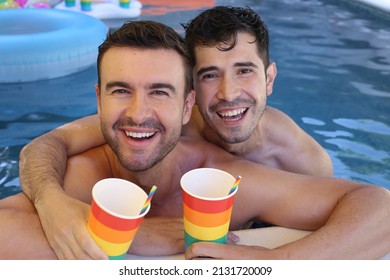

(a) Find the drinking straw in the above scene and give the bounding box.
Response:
[139,185,157,215]
[228,175,241,195]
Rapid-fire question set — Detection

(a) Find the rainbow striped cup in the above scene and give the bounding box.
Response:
[87,178,150,260]
[180,168,238,249]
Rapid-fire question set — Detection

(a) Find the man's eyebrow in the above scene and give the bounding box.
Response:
[234,61,259,68]
[149,83,176,94]
[196,62,259,78]
[105,82,176,94]
[105,81,131,91]
[196,66,218,77]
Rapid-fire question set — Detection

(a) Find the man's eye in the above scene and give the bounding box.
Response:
[201,73,217,80]
[152,90,169,97]
[239,68,253,74]
[112,89,129,94]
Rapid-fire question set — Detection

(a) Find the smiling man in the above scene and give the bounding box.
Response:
[182,6,332,175]
[191,31,271,144]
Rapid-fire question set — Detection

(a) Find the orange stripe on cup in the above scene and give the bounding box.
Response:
[183,203,232,227]
[91,200,144,231]
[182,190,235,213]
[88,211,138,244]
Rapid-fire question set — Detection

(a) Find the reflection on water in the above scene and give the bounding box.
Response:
[0,147,19,199]
[303,115,390,187]
[320,118,390,186]
[350,81,390,98]
[0,0,389,199]
[333,118,390,135]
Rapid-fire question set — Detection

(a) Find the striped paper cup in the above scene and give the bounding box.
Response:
[87,178,150,259]
[180,168,238,249]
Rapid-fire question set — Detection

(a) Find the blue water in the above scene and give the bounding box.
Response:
[1,0,389,199]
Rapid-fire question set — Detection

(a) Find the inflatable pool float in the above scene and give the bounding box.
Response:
[55,0,142,19]
[0,8,107,83]
[354,0,390,12]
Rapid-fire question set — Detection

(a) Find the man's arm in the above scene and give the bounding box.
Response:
[20,114,103,202]
[193,153,390,259]
[190,186,390,259]
[19,114,106,259]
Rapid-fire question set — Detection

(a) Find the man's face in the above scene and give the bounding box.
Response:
[96,47,194,171]
[193,32,275,144]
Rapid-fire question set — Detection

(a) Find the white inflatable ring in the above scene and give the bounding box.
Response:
[0,8,108,83]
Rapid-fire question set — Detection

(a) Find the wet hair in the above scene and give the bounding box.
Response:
[183,6,270,70]
[97,21,193,95]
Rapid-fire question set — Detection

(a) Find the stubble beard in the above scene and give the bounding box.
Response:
[205,99,266,144]
[101,122,181,172]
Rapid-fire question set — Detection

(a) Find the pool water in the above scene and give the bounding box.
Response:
[0,0,389,199]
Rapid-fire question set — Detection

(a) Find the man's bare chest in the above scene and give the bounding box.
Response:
[147,189,183,217]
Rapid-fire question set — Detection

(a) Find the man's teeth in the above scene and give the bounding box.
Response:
[125,131,155,138]
[218,108,246,117]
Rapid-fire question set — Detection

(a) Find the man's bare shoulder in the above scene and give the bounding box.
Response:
[63,144,114,202]
[67,144,112,167]
[177,136,237,162]
[263,107,303,135]
[262,106,333,176]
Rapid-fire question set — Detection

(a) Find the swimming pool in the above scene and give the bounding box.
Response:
[0,0,389,199]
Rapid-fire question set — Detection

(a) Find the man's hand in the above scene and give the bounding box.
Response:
[129,217,184,256]
[35,190,107,259]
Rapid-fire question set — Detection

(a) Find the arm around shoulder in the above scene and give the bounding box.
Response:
[19,114,104,203]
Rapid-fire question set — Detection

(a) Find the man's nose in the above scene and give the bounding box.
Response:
[216,76,241,101]
[125,93,152,123]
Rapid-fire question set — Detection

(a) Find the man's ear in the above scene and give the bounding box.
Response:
[266,62,277,96]
[182,90,196,125]
[95,84,102,118]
